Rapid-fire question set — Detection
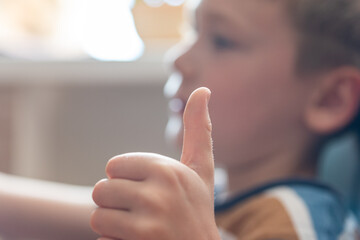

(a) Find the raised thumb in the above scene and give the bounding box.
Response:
[180,87,214,190]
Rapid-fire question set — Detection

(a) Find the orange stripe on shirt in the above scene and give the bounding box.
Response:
[216,194,300,240]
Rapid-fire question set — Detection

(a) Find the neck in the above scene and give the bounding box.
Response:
[223,150,318,198]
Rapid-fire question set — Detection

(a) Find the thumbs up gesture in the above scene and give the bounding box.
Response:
[91,88,221,240]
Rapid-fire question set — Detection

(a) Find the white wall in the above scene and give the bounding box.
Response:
[0,61,180,186]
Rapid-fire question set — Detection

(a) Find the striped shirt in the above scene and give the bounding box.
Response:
[215,179,360,240]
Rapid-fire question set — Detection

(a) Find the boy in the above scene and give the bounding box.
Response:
[91,0,360,239]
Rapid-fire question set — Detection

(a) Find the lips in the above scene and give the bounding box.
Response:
[168,98,186,115]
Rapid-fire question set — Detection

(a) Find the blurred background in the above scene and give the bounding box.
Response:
[0,0,359,219]
[0,0,199,186]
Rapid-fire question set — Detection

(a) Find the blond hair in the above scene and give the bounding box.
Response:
[287,0,360,138]
[287,0,360,74]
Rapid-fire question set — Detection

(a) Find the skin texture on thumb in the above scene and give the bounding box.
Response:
[181,87,214,191]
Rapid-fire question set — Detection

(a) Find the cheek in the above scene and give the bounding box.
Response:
[204,66,264,122]
[202,63,304,163]
[206,78,257,145]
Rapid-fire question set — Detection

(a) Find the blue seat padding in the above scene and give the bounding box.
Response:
[319,134,360,219]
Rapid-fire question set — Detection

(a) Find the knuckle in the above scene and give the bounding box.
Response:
[105,155,122,177]
[134,187,171,214]
[164,163,191,191]
[134,187,158,208]
[90,209,104,234]
[159,166,176,182]
[136,220,165,240]
[92,180,108,206]
[156,161,181,184]
[172,165,188,182]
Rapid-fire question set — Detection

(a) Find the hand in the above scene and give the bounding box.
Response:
[91,87,220,240]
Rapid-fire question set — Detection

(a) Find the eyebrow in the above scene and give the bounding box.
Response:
[195,5,249,32]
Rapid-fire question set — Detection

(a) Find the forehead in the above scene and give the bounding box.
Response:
[197,0,293,34]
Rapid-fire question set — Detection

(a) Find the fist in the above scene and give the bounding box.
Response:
[91,88,220,240]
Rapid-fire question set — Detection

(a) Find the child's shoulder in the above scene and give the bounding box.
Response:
[215,179,355,240]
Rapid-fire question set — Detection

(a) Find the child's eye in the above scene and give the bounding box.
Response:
[212,35,236,50]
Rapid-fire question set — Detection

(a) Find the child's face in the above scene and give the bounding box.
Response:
[166,0,314,168]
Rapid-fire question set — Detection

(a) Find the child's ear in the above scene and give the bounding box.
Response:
[305,67,360,135]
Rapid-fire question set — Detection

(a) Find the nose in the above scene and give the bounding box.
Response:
[173,46,195,81]
[164,43,197,99]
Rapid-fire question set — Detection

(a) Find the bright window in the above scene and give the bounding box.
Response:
[0,0,192,61]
